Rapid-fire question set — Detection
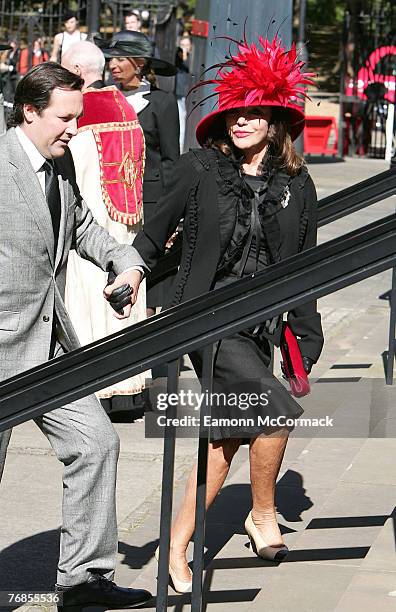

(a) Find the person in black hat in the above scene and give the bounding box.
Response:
[99,30,180,316]
[50,10,87,63]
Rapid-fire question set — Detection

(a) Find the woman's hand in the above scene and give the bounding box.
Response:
[302,357,314,374]
[165,230,179,250]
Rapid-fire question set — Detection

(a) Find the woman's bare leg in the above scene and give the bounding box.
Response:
[249,428,289,546]
[169,438,241,580]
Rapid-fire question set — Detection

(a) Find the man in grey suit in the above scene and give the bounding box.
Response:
[0,63,151,608]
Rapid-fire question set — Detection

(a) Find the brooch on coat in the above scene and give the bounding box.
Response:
[280,186,291,208]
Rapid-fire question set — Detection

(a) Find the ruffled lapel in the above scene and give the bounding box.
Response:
[212,151,295,268]
[256,158,292,264]
[215,150,292,206]
[215,150,250,196]
[261,157,292,207]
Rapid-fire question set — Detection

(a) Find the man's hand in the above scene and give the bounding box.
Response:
[103,269,143,319]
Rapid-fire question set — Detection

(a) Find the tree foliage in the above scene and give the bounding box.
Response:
[306,0,345,26]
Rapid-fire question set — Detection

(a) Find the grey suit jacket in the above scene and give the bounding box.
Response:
[0,127,147,381]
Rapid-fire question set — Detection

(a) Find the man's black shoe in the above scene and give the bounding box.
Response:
[56,575,152,609]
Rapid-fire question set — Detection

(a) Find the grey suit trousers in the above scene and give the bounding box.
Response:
[0,342,120,587]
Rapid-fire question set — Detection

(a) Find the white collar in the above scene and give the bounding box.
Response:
[121,78,151,97]
[122,80,151,114]
[138,78,151,94]
[15,125,47,172]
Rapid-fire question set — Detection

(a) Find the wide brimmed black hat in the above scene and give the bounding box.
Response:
[95,30,176,76]
[0,42,11,51]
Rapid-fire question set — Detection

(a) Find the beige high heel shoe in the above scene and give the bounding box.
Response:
[155,547,193,594]
[245,511,289,561]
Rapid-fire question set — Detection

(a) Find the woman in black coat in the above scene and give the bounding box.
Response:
[133,35,324,591]
[102,30,180,312]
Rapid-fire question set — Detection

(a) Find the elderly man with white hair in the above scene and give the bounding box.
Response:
[62,39,106,89]
[62,41,149,417]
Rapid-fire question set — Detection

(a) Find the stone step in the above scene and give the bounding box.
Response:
[118,335,392,607]
[122,417,368,609]
[334,511,396,611]
[244,408,396,611]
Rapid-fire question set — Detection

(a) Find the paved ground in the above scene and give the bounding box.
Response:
[0,156,395,612]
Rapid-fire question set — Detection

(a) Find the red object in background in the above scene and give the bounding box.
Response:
[18,47,49,74]
[304,116,338,155]
[345,45,396,103]
[191,19,209,38]
[280,324,311,398]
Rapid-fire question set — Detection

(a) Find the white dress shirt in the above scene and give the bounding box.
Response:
[15,125,47,194]
[14,125,144,277]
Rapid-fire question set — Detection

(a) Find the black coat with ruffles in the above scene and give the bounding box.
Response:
[133,147,324,362]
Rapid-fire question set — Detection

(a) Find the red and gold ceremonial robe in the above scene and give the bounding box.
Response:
[66,85,149,399]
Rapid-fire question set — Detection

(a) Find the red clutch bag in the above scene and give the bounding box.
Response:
[280,323,311,398]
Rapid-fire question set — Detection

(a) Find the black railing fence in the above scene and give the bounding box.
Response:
[1,213,396,430]
[317,164,396,226]
[0,171,396,610]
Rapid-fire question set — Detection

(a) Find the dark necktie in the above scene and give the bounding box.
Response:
[43,159,61,254]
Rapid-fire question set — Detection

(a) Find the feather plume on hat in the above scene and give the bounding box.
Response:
[194,34,315,144]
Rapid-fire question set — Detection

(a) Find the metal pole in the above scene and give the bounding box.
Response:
[294,0,307,156]
[184,0,211,151]
[27,15,34,70]
[386,267,396,385]
[86,0,101,37]
[0,93,5,135]
[156,359,180,611]
[191,344,214,611]
[385,56,396,163]
[298,0,307,47]
[337,11,348,158]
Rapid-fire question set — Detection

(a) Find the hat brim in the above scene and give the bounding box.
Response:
[98,41,177,76]
[196,103,305,146]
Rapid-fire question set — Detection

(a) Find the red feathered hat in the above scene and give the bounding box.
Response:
[194,34,314,145]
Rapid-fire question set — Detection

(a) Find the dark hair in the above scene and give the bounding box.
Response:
[266,109,305,176]
[204,107,304,176]
[141,59,157,86]
[125,10,141,21]
[63,10,78,23]
[9,62,84,127]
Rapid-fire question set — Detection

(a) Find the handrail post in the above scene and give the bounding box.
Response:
[191,344,214,611]
[386,267,396,385]
[156,359,180,611]
[0,93,5,136]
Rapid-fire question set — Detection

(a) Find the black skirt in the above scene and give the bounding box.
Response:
[190,328,304,441]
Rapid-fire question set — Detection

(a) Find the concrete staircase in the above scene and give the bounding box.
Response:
[119,276,396,610]
[4,156,395,611]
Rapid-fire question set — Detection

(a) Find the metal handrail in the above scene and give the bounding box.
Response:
[1,188,396,610]
[317,165,396,226]
[1,213,396,426]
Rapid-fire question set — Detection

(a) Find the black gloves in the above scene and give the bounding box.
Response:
[107,284,133,314]
[105,263,133,315]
